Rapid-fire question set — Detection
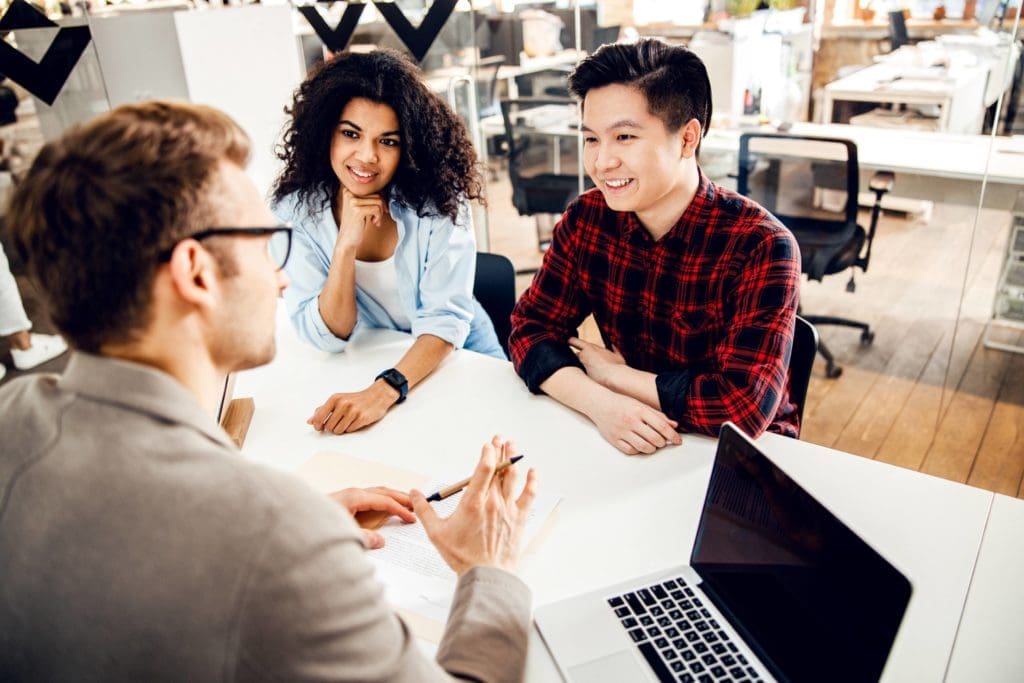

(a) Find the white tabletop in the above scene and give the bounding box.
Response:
[236,303,997,681]
[945,493,1024,682]
[819,59,990,134]
[701,121,1024,209]
[702,122,1024,187]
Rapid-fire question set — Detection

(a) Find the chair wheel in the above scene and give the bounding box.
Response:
[861,330,875,345]
[826,362,843,379]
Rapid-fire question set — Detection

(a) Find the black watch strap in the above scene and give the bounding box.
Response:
[375,368,408,404]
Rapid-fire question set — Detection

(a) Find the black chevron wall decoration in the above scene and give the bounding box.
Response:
[373,0,457,62]
[0,0,91,106]
[296,1,367,55]
[298,0,458,64]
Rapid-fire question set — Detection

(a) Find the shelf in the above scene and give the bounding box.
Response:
[986,192,1024,354]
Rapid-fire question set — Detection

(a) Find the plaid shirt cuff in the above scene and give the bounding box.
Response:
[655,369,694,423]
[518,340,584,394]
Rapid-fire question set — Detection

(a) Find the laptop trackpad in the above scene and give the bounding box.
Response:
[568,650,648,682]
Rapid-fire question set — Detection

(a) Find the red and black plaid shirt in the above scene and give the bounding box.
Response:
[509,173,801,438]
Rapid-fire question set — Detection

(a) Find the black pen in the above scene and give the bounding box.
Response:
[426,455,525,502]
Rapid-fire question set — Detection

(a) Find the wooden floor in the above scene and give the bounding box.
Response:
[484,165,1024,500]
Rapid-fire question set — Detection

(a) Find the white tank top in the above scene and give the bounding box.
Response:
[354,256,411,330]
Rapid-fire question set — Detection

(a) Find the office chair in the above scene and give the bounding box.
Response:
[592,25,621,50]
[888,11,910,52]
[473,251,516,357]
[737,133,894,379]
[500,96,591,252]
[789,315,819,432]
[475,55,506,120]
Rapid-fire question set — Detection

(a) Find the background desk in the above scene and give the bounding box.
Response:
[474,108,1024,210]
[702,122,1024,210]
[236,305,1004,681]
[424,49,582,98]
[819,62,989,134]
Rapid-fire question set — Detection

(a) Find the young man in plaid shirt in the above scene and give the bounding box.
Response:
[508,39,801,455]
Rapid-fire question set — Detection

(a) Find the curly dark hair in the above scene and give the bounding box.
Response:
[273,48,484,222]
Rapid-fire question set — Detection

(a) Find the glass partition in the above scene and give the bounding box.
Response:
[938,0,1024,498]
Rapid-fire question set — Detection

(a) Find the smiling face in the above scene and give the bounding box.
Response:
[581,84,699,226]
[329,97,402,197]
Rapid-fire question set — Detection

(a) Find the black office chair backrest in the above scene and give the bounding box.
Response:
[592,25,621,50]
[738,133,859,225]
[888,11,909,51]
[475,55,505,119]
[473,252,516,357]
[499,96,585,216]
[737,133,861,281]
[790,315,819,432]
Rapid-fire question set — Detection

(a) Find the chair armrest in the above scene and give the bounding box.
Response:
[869,170,895,195]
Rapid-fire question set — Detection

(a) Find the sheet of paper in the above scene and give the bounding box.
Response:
[369,482,561,632]
[293,452,560,640]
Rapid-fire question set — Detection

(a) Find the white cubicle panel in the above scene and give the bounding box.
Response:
[690,30,783,122]
[89,5,303,198]
[236,301,994,682]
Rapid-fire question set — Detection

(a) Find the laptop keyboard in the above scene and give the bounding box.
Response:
[607,576,764,683]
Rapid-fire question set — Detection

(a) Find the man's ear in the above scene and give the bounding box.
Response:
[166,240,220,309]
[680,118,702,159]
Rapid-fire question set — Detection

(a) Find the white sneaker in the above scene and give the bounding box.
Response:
[0,364,6,381]
[10,333,68,370]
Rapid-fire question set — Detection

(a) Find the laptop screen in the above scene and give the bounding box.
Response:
[690,424,912,683]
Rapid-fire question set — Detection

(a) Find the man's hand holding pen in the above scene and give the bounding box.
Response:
[411,436,538,576]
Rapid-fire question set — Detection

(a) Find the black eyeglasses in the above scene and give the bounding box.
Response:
[159,226,293,271]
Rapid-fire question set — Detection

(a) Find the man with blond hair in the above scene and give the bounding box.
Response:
[0,101,536,682]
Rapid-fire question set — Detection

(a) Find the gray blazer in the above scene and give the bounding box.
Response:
[0,352,531,681]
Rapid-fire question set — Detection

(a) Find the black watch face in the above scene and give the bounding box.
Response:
[379,369,408,398]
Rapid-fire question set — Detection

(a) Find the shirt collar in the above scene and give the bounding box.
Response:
[620,170,715,247]
[57,352,237,452]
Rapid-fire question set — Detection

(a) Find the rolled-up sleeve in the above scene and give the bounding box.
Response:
[509,201,589,392]
[275,198,352,353]
[410,205,476,349]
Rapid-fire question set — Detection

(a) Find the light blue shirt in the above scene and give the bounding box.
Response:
[273,192,503,358]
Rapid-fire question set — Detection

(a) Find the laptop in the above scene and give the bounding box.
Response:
[535,422,912,683]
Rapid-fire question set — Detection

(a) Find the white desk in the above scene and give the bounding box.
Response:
[946,493,1024,682]
[476,106,1024,209]
[236,304,999,681]
[819,60,990,134]
[424,50,583,98]
[702,122,1024,210]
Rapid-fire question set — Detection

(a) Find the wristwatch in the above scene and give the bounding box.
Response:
[375,368,408,404]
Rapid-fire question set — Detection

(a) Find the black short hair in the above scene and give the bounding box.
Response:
[273,48,483,222]
[568,38,712,136]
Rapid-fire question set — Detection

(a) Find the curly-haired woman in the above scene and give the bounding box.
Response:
[273,49,503,435]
